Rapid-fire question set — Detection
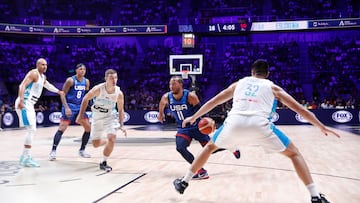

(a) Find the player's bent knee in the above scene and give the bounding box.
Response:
[92,139,101,147]
[282,143,301,158]
[204,141,218,152]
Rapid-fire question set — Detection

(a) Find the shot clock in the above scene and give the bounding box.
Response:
[182,33,195,48]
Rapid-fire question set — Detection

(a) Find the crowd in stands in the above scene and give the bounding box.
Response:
[0,33,359,113]
[0,0,182,25]
[0,1,359,114]
[1,0,358,25]
[308,36,360,108]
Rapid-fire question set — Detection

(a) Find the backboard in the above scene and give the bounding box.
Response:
[169,54,203,75]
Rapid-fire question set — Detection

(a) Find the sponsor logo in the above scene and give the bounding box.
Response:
[144,111,160,123]
[124,112,130,123]
[169,104,188,111]
[295,114,309,123]
[49,112,62,123]
[332,110,352,123]
[269,112,279,122]
[3,112,14,126]
[36,112,44,124]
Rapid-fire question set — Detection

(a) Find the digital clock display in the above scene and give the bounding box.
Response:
[182,33,195,48]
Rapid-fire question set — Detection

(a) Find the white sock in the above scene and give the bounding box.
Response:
[306,183,320,197]
[101,155,109,163]
[23,148,30,157]
[182,169,195,183]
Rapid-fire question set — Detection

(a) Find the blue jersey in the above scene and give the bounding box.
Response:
[168,89,200,129]
[66,76,87,110]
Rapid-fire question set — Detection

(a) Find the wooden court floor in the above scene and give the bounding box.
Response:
[0,124,359,203]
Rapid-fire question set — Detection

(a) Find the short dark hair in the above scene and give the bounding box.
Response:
[251,59,269,76]
[76,63,85,69]
[170,76,184,87]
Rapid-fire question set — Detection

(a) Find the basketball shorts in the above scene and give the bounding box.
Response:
[212,114,290,153]
[61,106,88,124]
[90,112,120,140]
[15,97,36,129]
[177,127,210,144]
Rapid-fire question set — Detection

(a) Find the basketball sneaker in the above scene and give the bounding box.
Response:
[173,178,188,194]
[192,168,209,180]
[79,150,91,158]
[311,193,330,203]
[19,155,25,166]
[49,150,56,161]
[100,161,112,172]
[22,156,40,167]
[233,149,241,159]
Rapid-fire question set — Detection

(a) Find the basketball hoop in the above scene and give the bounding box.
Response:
[181,70,189,79]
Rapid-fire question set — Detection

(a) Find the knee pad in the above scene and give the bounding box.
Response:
[24,126,36,145]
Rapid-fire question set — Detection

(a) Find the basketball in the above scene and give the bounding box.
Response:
[198,117,216,134]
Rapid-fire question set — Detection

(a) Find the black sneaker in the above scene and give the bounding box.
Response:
[233,149,241,159]
[311,193,330,203]
[173,178,188,194]
[100,161,112,172]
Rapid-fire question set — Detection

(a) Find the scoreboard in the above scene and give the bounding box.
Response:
[182,33,195,48]
[0,22,251,36]
[177,22,250,34]
[0,18,358,36]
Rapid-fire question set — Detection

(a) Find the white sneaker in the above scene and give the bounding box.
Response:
[79,150,91,158]
[49,151,56,161]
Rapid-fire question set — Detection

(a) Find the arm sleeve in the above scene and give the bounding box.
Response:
[44,81,60,93]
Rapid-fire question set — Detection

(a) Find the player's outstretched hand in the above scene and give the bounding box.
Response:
[182,116,196,128]
[321,127,340,138]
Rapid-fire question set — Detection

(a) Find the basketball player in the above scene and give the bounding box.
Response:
[76,69,127,171]
[173,59,340,203]
[15,58,64,167]
[158,76,241,180]
[49,63,91,161]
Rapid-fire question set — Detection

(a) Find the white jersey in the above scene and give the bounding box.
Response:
[15,69,44,129]
[91,83,120,115]
[213,77,289,154]
[24,69,45,105]
[90,83,121,139]
[229,76,277,118]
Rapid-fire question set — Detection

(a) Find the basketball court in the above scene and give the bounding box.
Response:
[0,124,359,203]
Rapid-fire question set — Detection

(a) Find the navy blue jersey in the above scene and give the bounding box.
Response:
[66,76,87,110]
[168,89,200,129]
